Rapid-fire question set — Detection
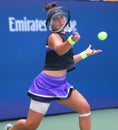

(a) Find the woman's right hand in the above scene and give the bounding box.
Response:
[71,32,81,43]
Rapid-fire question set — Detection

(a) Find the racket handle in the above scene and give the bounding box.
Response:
[71,30,76,36]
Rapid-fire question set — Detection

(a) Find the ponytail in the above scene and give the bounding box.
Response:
[44,2,57,11]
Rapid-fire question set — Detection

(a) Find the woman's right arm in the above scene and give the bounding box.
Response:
[48,33,80,56]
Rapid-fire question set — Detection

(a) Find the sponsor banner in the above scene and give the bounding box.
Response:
[8,17,77,32]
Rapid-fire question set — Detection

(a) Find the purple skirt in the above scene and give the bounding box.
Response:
[27,72,74,102]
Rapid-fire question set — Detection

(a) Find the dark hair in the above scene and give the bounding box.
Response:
[44,2,57,11]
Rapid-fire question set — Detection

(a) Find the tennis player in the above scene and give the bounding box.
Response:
[5,2,102,130]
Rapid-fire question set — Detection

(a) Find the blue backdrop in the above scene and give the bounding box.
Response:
[0,0,118,120]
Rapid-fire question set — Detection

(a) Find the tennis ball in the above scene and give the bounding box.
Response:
[97,31,108,41]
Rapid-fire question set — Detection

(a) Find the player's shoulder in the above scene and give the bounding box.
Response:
[48,32,61,39]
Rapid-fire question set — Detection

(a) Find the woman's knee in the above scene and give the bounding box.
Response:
[76,101,91,118]
[14,119,38,130]
[24,122,39,130]
[16,114,42,130]
[75,100,91,115]
[79,101,91,113]
[73,90,91,113]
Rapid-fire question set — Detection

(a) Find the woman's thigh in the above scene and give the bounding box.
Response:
[56,89,90,114]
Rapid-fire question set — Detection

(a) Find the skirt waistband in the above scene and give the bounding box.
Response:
[40,71,66,81]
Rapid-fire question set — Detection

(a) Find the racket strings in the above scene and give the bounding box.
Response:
[46,6,70,33]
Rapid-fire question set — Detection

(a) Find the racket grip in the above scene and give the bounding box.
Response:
[71,30,76,36]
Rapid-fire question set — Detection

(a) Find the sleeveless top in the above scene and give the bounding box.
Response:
[43,32,75,72]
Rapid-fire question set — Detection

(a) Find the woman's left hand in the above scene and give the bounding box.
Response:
[85,44,102,56]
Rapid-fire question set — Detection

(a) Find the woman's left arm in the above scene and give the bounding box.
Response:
[73,44,102,64]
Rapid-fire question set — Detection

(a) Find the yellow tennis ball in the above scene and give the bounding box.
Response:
[97,31,108,41]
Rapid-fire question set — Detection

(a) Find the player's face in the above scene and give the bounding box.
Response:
[51,14,67,31]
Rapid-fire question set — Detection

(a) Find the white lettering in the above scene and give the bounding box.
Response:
[8,17,77,32]
[9,17,16,32]
[8,17,47,32]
